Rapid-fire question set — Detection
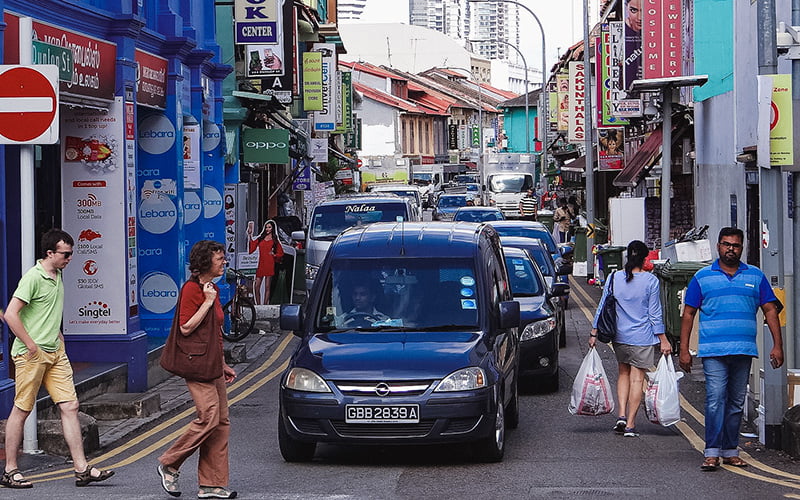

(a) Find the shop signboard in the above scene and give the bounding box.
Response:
[242,128,290,163]
[183,123,201,188]
[293,159,311,190]
[568,61,586,143]
[302,52,323,111]
[311,43,337,131]
[235,0,280,44]
[4,13,116,101]
[240,0,293,105]
[643,0,683,79]
[32,40,74,81]
[135,49,168,109]
[61,97,128,334]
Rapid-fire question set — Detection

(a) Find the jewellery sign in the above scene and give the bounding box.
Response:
[61,97,128,334]
[642,0,683,79]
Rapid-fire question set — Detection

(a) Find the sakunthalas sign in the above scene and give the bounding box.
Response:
[643,0,683,79]
[568,61,586,143]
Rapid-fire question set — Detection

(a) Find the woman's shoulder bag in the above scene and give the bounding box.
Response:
[160,280,224,381]
[596,271,618,343]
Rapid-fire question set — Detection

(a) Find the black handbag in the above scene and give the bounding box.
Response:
[596,271,618,343]
[160,280,224,382]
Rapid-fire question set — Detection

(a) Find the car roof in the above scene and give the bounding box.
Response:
[316,196,411,206]
[500,236,545,247]
[455,206,501,212]
[331,221,496,259]
[489,220,549,230]
[503,246,530,259]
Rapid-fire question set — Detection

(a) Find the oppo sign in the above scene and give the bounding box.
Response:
[138,114,176,155]
[139,272,179,314]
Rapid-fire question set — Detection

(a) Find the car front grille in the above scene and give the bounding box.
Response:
[442,416,481,435]
[332,380,434,397]
[331,420,435,438]
[290,417,326,435]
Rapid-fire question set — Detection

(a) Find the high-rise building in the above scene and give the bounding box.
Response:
[409,0,464,39]
[338,0,369,20]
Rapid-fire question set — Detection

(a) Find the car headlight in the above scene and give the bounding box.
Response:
[435,367,486,392]
[305,263,319,281]
[283,367,331,392]
[520,318,557,341]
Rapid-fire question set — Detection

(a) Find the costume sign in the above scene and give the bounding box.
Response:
[61,97,127,334]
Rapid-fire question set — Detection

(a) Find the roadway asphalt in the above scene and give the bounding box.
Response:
[6,272,800,481]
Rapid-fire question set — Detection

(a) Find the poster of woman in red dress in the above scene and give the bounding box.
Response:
[246,220,284,305]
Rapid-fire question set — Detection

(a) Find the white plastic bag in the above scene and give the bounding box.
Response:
[569,348,615,416]
[645,354,684,426]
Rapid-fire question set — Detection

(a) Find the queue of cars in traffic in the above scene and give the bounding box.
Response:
[279,182,574,463]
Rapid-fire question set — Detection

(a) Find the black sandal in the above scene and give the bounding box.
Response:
[75,464,114,486]
[1,469,33,489]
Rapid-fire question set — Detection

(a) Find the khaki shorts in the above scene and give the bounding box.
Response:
[613,342,658,370]
[13,345,77,412]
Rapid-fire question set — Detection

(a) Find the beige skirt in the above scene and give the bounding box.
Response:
[612,342,658,370]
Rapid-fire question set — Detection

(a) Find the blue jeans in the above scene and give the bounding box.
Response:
[701,355,753,458]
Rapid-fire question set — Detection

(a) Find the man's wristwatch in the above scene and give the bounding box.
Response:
[589,333,597,338]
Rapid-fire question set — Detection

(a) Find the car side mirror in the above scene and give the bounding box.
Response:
[498,300,520,329]
[551,283,570,297]
[280,303,304,336]
[291,230,306,241]
[555,259,573,276]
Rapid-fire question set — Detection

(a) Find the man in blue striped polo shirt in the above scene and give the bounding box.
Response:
[678,227,783,471]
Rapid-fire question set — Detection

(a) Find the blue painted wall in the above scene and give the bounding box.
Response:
[694,0,733,101]
[502,105,539,153]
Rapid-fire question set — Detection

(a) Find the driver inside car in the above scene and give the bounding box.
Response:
[337,282,389,327]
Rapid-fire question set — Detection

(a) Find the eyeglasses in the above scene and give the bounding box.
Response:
[53,251,73,258]
[719,242,742,250]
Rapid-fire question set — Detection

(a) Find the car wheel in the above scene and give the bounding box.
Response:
[505,379,520,430]
[473,394,505,462]
[278,413,316,462]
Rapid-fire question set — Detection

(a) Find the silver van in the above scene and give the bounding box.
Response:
[293,196,419,291]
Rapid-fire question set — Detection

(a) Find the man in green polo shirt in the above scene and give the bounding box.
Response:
[1,229,114,489]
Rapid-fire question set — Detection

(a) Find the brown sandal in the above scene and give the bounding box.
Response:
[723,456,748,467]
[75,464,114,486]
[0,469,33,488]
[700,456,720,471]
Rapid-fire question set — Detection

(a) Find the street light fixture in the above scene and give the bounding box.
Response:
[468,0,547,179]
[469,39,531,155]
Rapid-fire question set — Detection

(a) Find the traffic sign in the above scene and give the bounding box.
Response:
[0,65,59,144]
[32,41,74,82]
[356,158,363,168]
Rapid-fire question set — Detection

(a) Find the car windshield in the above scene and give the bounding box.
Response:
[438,196,467,208]
[487,174,533,193]
[493,227,558,254]
[315,258,479,331]
[412,173,432,184]
[310,203,408,240]
[518,245,556,276]
[454,210,504,222]
[376,190,420,203]
[505,256,544,297]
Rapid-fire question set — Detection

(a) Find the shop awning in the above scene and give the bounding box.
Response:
[613,126,663,187]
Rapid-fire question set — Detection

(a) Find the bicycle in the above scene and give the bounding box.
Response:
[222,268,257,342]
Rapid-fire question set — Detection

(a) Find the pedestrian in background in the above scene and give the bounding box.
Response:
[246,220,284,305]
[157,240,238,499]
[589,240,671,437]
[518,188,537,221]
[553,198,572,243]
[679,227,783,471]
[1,229,114,489]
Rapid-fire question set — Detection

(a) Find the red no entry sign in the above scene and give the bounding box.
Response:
[0,65,59,144]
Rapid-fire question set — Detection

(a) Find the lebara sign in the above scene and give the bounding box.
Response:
[138,114,176,154]
[139,272,179,314]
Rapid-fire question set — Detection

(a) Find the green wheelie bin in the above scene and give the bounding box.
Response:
[654,260,708,349]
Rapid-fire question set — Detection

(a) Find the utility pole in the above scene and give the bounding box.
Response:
[757,0,788,449]
[583,0,595,277]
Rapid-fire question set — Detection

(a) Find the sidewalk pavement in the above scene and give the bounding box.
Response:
[0,316,284,473]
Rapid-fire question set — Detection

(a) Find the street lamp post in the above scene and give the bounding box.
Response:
[470,39,530,155]
[468,0,547,176]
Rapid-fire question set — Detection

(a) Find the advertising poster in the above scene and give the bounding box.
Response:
[623,0,643,90]
[125,101,138,310]
[557,73,569,131]
[769,74,793,166]
[61,97,127,334]
[597,127,625,170]
[302,52,323,111]
[183,123,201,188]
[600,26,629,127]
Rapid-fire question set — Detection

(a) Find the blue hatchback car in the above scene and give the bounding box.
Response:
[279,222,521,463]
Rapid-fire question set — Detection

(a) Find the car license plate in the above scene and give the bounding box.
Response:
[345,404,420,423]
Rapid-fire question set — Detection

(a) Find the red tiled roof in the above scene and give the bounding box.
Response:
[353,81,429,114]
[340,60,404,81]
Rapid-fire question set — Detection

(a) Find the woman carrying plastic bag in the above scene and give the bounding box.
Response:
[645,354,684,427]
[569,347,615,416]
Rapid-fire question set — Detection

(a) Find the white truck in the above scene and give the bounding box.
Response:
[482,153,536,218]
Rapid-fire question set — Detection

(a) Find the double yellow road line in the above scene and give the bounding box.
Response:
[570,277,800,489]
[27,332,296,482]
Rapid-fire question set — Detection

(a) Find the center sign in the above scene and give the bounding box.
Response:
[0,65,59,144]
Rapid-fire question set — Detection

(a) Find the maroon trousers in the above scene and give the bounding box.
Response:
[159,376,230,487]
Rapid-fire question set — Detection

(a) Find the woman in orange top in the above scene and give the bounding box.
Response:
[247,220,284,305]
